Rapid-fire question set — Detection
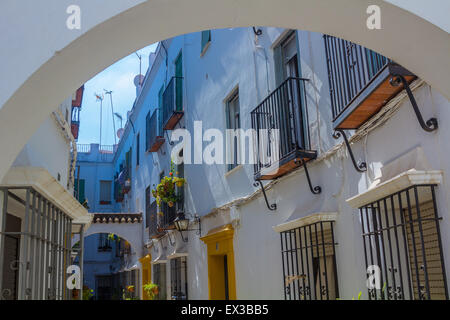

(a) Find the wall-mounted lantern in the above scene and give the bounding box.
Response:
[173,211,201,242]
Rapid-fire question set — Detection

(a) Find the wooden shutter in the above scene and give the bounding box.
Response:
[201,30,211,52]
[146,112,151,151]
[405,201,446,300]
[158,86,164,136]
[175,52,183,111]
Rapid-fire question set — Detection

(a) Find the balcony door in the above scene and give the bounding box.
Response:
[276,31,305,151]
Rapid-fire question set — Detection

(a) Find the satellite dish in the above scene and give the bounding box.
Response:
[117,128,124,139]
[133,74,144,87]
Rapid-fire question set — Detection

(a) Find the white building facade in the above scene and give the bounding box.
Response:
[81,27,449,300]
[0,87,91,300]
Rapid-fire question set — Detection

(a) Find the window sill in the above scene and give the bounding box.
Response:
[200,41,211,58]
[346,169,443,208]
[224,164,243,178]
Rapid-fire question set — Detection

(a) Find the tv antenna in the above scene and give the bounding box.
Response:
[95,93,104,145]
[104,89,117,145]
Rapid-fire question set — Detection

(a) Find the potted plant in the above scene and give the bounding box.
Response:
[143,282,159,300]
[152,160,186,207]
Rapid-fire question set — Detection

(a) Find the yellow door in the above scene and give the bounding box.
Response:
[200,224,236,300]
[139,255,152,300]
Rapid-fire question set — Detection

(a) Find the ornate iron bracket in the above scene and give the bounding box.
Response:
[332,129,367,173]
[252,27,262,36]
[294,158,321,194]
[164,130,175,145]
[390,75,438,132]
[253,180,277,211]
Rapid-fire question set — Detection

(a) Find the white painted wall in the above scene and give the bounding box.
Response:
[1,0,450,190]
[71,25,450,299]
[8,96,73,191]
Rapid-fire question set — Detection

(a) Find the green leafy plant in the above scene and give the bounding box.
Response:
[82,285,94,300]
[122,285,139,300]
[107,233,119,242]
[143,282,160,300]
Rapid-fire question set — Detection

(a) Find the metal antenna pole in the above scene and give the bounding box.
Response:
[104,90,117,145]
[135,52,142,86]
[95,93,104,146]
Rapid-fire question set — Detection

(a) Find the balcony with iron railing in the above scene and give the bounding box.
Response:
[147,110,165,152]
[162,76,184,130]
[251,77,317,181]
[323,35,416,130]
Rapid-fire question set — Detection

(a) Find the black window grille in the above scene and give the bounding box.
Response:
[280,221,339,300]
[323,35,390,121]
[148,200,158,237]
[359,185,448,300]
[170,257,188,300]
[153,263,167,300]
[98,233,112,252]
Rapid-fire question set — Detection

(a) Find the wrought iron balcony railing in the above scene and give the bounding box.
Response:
[324,35,416,130]
[161,201,178,229]
[250,77,317,181]
[162,76,184,130]
[147,110,165,152]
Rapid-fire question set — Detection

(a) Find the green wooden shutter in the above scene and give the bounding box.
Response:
[273,45,284,87]
[75,179,85,204]
[136,133,140,166]
[158,85,164,135]
[175,52,183,111]
[201,30,211,53]
[146,112,150,151]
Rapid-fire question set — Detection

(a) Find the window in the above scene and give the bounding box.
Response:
[153,263,167,300]
[201,30,211,54]
[280,221,339,300]
[98,233,112,252]
[99,180,112,205]
[145,186,158,236]
[115,239,123,257]
[136,133,140,167]
[158,85,164,136]
[358,185,448,300]
[225,89,240,171]
[170,257,188,300]
[274,31,299,86]
[146,111,151,151]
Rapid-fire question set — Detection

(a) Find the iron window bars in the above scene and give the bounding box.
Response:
[98,233,112,252]
[162,76,184,131]
[148,201,158,237]
[0,187,74,300]
[323,35,390,123]
[359,184,448,300]
[280,221,339,300]
[170,256,188,300]
[153,263,167,300]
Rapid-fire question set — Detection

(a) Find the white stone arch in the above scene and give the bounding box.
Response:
[83,222,143,257]
[0,0,449,182]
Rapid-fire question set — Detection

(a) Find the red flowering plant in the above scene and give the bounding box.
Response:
[152,160,185,208]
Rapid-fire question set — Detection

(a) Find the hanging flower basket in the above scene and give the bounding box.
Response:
[152,160,186,207]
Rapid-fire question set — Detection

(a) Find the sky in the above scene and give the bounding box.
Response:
[77,42,158,145]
